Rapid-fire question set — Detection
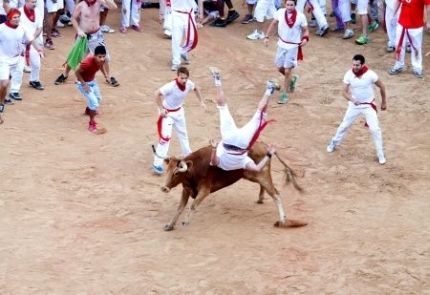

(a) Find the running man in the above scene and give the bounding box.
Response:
[152,66,206,174]
[264,0,309,104]
[326,54,387,165]
[74,45,108,134]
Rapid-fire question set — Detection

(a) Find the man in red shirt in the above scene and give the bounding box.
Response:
[388,0,430,78]
[75,45,107,134]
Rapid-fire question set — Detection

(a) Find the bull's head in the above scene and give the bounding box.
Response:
[160,157,194,193]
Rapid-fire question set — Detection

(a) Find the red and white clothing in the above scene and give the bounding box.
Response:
[153,79,195,167]
[393,0,430,72]
[120,0,141,28]
[273,8,307,69]
[385,0,400,48]
[170,0,198,67]
[0,23,32,81]
[216,106,267,171]
[329,68,385,160]
[17,5,43,84]
[296,0,328,29]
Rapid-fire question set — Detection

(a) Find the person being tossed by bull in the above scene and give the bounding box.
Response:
[208,67,278,172]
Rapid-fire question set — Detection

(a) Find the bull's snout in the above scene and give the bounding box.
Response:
[161,186,170,193]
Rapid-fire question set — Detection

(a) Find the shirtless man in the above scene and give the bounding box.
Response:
[54,0,119,86]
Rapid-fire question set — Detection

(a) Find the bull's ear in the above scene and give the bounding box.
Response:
[164,157,170,165]
[185,160,193,170]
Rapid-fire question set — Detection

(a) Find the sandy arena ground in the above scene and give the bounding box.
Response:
[0,6,430,294]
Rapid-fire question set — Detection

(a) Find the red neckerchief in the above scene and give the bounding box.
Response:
[24,5,35,22]
[284,9,297,28]
[352,65,368,78]
[84,0,96,6]
[4,21,18,29]
[175,78,186,91]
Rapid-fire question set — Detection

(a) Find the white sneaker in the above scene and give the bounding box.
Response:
[209,67,222,86]
[101,25,115,33]
[247,29,264,40]
[24,65,31,73]
[326,142,336,153]
[378,156,386,165]
[342,29,354,39]
[164,29,172,38]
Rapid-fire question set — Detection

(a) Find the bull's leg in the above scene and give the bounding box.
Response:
[164,189,191,231]
[182,188,210,226]
[261,181,307,228]
[256,185,265,204]
[257,178,288,226]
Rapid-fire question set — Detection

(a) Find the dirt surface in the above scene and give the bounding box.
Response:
[1,7,429,294]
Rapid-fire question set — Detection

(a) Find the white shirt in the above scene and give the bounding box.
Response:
[274,8,307,50]
[216,144,253,171]
[160,79,195,110]
[19,6,43,39]
[343,69,379,103]
[0,23,32,61]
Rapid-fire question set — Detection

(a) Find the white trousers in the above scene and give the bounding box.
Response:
[121,0,141,27]
[385,5,398,47]
[394,25,423,72]
[10,56,24,93]
[219,105,266,149]
[339,0,351,23]
[330,103,384,158]
[171,11,192,66]
[296,0,328,28]
[29,46,41,82]
[153,107,192,166]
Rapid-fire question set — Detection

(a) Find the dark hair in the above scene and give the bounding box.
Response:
[353,54,365,65]
[94,45,107,56]
[285,0,297,5]
[177,66,189,77]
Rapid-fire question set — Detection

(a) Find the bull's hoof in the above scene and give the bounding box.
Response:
[274,219,307,228]
[256,200,264,204]
[163,224,175,231]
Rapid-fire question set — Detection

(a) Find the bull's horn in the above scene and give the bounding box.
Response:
[177,160,188,172]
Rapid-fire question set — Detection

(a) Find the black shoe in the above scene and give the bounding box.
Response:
[9,92,22,101]
[226,10,240,24]
[29,81,44,90]
[106,76,120,87]
[54,73,67,85]
[211,18,227,28]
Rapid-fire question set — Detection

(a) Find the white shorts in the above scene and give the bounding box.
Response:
[357,0,368,15]
[254,0,276,22]
[275,46,298,69]
[45,0,62,13]
[0,57,19,80]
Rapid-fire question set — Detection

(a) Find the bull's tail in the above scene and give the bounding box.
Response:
[273,152,303,192]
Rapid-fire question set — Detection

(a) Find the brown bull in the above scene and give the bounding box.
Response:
[160,142,307,231]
